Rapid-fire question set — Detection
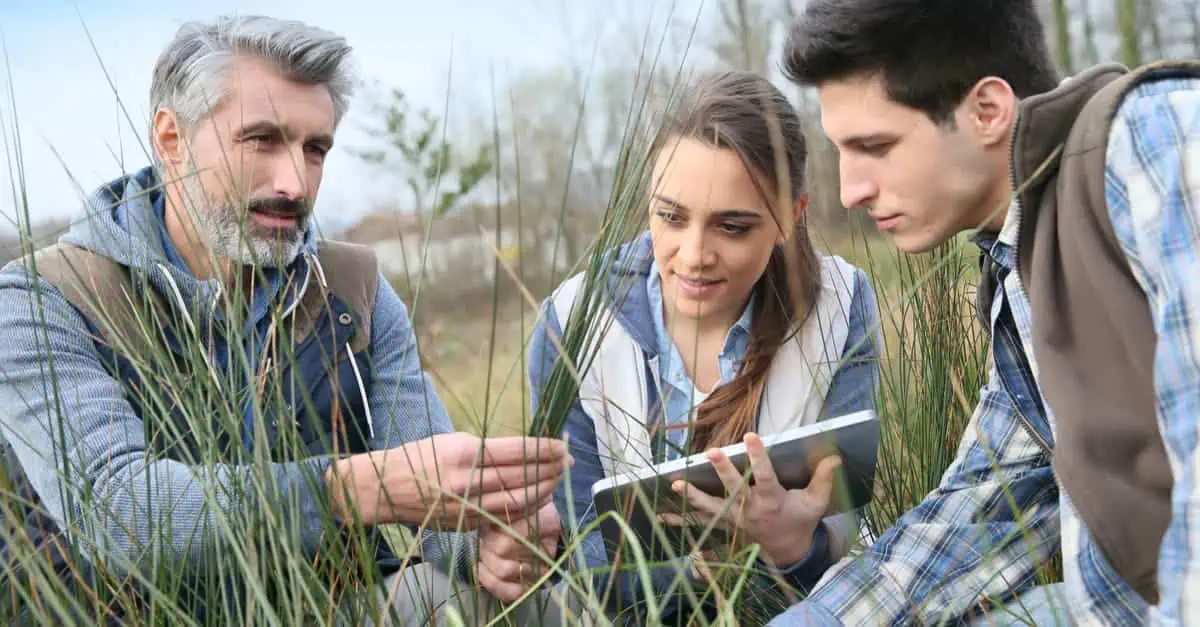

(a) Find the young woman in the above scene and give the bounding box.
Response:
[527,70,881,623]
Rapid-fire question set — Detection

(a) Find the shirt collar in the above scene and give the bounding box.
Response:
[969,197,1021,271]
[152,193,192,273]
[645,258,755,357]
[148,192,291,332]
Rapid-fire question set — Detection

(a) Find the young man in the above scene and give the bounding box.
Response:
[0,15,566,625]
[771,1,1200,625]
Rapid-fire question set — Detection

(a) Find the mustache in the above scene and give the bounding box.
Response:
[245,196,311,218]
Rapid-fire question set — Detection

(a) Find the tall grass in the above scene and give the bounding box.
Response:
[830,233,989,535]
[0,13,1057,627]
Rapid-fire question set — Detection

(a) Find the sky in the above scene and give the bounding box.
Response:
[0,0,711,236]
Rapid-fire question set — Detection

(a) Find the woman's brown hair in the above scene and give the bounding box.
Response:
[651,70,823,453]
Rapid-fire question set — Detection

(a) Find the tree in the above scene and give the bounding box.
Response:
[352,83,494,217]
[1052,0,1075,72]
[1080,0,1102,66]
[708,0,774,75]
[1189,0,1200,55]
[1116,0,1143,67]
[469,2,695,277]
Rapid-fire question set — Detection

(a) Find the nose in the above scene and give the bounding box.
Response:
[269,150,308,201]
[839,157,878,210]
[676,225,715,270]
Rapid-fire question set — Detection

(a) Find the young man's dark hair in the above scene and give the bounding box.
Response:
[782,0,1060,124]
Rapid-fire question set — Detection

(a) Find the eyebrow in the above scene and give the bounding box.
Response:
[839,132,898,148]
[652,194,764,220]
[235,120,334,149]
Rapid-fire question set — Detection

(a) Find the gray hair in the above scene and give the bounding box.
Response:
[149,15,356,138]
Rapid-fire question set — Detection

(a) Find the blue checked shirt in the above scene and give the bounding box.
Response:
[768,75,1199,626]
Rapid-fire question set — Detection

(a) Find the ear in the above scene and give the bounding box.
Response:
[794,193,809,222]
[776,193,809,245]
[962,77,1017,148]
[152,108,186,166]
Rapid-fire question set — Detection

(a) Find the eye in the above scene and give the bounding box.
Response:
[305,143,330,160]
[244,134,276,149]
[718,223,751,236]
[860,142,893,157]
[654,208,683,225]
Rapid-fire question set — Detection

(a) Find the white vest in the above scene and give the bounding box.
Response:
[548,255,864,556]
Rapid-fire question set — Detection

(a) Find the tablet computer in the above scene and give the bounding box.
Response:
[590,409,880,566]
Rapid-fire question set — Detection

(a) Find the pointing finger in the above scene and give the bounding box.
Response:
[744,433,780,491]
[707,448,749,498]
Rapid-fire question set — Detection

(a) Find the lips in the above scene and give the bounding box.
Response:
[872,213,902,231]
[250,207,302,229]
[252,206,297,218]
[674,273,725,301]
[247,197,309,231]
[678,275,722,288]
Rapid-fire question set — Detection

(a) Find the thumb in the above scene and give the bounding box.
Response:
[541,530,559,559]
[806,455,843,507]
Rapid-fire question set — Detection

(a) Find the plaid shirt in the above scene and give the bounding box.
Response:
[768,76,1200,627]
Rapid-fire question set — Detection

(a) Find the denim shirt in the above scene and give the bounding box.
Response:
[645,258,755,460]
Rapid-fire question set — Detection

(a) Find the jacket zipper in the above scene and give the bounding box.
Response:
[1003,112,1055,457]
[248,255,313,450]
[996,316,1053,455]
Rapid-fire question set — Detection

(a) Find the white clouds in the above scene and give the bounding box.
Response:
[0,0,710,237]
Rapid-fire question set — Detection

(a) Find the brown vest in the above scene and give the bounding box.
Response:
[30,239,378,361]
[1009,60,1200,603]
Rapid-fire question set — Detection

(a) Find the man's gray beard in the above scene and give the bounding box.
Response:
[181,180,306,269]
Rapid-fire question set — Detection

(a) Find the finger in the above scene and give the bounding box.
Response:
[436,475,559,528]
[706,448,749,497]
[805,455,844,507]
[541,529,559,559]
[744,433,780,490]
[475,561,525,603]
[529,503,562,547]
[475,437,569,466]
[434,480,558,527]
[491,552,545,584]
[475,476,562,521]
[484,529,524,562]
[535,501,561,532]
[656,512,687,527]
[449,464,564,499]
[491,509,558,561]
[660,509,727,532]
[672,480,728,517]
[690,551,715,580]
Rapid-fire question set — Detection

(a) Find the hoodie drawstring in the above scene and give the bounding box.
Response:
[157,263,225,394]
[155,252,376,450]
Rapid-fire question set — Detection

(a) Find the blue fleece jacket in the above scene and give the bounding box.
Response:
[528,232,882,622]
[0,166,471,586]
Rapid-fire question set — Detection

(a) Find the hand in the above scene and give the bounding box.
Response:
[476,501,561,602]
[326,433,570,529]
[687,549,719,581]
[660,433,841,567]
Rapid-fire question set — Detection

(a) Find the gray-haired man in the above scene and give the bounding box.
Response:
[0,15,568,625]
